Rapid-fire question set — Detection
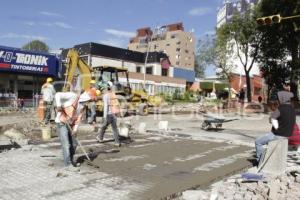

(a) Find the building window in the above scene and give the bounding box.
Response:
[166,43,170,46]
[161,68,168,76]
[146,66,153,74]
[176,41,181,45]
[176,55,180,60]
[176,61,180,65]
[176,48,181,52]
[185,49,189,53]
[136,66,141,73]
[170,33,177,39]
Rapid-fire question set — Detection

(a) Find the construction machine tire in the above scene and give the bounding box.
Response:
[138,103,148,116]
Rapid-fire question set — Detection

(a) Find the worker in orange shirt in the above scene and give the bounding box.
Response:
[87,80,97,124]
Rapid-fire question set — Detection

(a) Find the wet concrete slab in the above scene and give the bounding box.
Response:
[90,139,252,199]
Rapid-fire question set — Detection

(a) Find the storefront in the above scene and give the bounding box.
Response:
[0,46,60,105]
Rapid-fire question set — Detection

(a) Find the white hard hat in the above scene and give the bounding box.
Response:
[107,81,113,88]
[79,92,91,103]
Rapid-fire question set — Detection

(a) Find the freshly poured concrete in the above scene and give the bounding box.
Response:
[90,139,252,199]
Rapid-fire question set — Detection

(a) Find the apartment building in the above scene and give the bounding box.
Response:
[128,22,196,74]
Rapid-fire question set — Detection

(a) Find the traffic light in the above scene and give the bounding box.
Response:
[256,14,282,25]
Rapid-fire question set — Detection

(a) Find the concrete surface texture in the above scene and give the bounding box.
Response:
[0,111,300,199]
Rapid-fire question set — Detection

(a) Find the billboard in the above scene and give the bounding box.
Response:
[0,46,59,76]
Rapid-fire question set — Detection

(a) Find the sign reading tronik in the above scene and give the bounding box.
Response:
[0,46,59,76]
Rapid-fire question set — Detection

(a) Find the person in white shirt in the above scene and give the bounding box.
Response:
[55,91,92,170]
[41,77,56,124]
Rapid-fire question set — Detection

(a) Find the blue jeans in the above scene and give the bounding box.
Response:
[255,132,282,162]
[57,123,78,166]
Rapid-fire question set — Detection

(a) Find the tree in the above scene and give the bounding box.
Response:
[217,9,262,102]
[257,0,300,99]
[196,34,235,96]
[194,55,204,78]
[22,40,49,53]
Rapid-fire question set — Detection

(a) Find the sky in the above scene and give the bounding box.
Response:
[0,0,223,75]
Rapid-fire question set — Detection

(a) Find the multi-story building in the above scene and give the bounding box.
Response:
[128,22,195,84]
[217,0,258,28]
[62,42,187,95]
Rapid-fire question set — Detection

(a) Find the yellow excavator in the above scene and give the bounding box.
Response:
[63,48,92,92]
[63,48,163,116]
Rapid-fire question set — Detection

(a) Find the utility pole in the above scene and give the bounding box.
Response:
[143,26,160,91]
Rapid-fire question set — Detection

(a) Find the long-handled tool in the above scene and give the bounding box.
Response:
[66,123,91,161]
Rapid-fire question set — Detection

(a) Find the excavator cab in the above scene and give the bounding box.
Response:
[93,66,131,97]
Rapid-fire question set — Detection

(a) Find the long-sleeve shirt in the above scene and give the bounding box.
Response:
[55,92,83,132]
[41,83,56,102]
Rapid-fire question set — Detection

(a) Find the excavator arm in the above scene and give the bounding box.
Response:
[63,48,92,91]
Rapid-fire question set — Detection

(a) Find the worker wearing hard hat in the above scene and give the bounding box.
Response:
[87,80,97,124]
[55,90,93,171]
[96,81,121,147]
[41,77,56,124]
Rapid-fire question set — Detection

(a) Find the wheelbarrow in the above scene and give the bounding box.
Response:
[201,114,237,130]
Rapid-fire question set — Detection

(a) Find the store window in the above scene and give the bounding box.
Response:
[136,66,141,73]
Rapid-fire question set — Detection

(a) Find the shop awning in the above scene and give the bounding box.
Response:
[200,82,228,90]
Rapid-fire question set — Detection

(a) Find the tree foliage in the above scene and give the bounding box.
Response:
[194,54,205,78]
[196,34,234,85]
[257,0,300,99]
[22,40,49,53]
[216,9,261,102]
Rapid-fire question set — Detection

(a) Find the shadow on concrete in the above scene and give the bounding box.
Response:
[0,142,21,152]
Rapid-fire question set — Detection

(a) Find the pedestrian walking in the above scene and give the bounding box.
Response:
[238,88,245,115]
[96,82,121,147]
[254,86,295,165]
[41,77,56,124]
[55,91,92,171]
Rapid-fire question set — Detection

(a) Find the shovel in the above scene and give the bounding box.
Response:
[66,123,91,161]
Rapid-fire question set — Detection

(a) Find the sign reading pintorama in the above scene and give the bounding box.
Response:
[0,46,59,76]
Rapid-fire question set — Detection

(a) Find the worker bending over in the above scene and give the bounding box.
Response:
[55,91,92,171]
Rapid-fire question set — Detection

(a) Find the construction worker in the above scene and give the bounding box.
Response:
[96,82,121,147]
[41,77,56,124]
[55,91,92,171]
[87,80,97,124]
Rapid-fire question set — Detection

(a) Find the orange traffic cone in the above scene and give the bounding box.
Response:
[38,100,45,121]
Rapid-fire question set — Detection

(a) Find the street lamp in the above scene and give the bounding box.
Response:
[143,26,161,92]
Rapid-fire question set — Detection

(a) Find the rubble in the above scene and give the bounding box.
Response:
[179,150,300,200]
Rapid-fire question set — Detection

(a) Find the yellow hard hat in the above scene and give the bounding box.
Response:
[96,90,101,96]
[90,80,96,84]
[46,77,53,83]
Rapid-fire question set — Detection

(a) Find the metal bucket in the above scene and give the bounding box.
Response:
[41,127,51,141]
